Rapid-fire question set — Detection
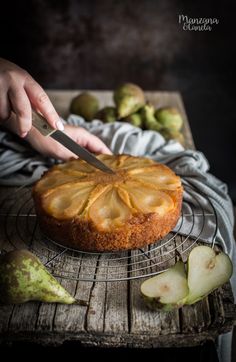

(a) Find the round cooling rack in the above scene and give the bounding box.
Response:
[0,181,218,282]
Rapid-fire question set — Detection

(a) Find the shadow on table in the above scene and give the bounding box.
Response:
[0,340,219,362]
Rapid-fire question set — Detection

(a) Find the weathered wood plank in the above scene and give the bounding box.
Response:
[130,246,180,335]
[85,253,129,334]
[104,253,128,334]
[8,302,40,333]
[53,254,98,333]
[35,248,63,332]
[104,280,129,333]
[181,300,212,334]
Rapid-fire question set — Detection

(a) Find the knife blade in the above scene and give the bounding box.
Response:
[32,111,115,174]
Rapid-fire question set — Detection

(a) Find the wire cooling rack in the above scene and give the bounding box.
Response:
[0,181,218,282]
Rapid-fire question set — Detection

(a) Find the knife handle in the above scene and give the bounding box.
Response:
[32,110,56,137]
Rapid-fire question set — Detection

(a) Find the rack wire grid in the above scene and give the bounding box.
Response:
[0,180,218,282]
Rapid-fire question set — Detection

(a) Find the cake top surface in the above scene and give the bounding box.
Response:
[34,154,182,231]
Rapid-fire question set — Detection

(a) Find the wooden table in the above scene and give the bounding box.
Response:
[0,91,235,348]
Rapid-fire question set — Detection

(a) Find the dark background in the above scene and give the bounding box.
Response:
[0,0,235,203]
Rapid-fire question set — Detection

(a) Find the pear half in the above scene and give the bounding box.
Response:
[141,261,188,311]
[184,245,233,305]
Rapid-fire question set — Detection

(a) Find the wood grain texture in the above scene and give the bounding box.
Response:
[0,91,235,348]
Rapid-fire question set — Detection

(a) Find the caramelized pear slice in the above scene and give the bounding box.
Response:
[141,261,188,311]
[129,166,181,191]
[117,155,154,170]
[96,154,120,169]
[42,182,95,219]
[58,159,96,174]
[88,186,132,230]
[34,171,83,194]
[122,182,174,215]
[184,246,233,304]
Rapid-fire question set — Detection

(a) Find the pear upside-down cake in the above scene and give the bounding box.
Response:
[33,154,183,251]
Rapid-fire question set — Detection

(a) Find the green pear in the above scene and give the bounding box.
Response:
[141,103,163,131]
[70,92,99,121]
[160,128,185,146]
[123,112,143,128]
[141,261,188,311]
[95,106,117,123]
[155,107,183,131]
[114,83,145,119]
[0,250,76,304]
[184,246,233,305]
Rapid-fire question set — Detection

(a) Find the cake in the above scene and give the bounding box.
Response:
[32,154,183,251]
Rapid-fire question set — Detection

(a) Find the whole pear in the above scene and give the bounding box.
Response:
[123,112,143,128]
[160,128,185,146]
[114,83,145,119]
[141,103,163,131]
[95,106,117,123]
[0,250,75,304]
[70,92,99,121]
[155,107,183,131]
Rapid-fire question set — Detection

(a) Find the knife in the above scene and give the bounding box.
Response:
[32,111,114,174]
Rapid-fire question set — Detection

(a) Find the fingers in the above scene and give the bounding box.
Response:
[85,134,112,155]
[71,127,112,155]
[26,126,75,160]
[24,76,64,131]
[8,87,32,137]
[26,124,112,161]
[0,94,11,120]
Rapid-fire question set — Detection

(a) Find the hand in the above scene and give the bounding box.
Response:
[0,58,112,158]
[26,123,112,160]
[0,57,64,137]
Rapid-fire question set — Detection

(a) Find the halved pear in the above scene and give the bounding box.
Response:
[184,245,233,305]
[141,261,188,311]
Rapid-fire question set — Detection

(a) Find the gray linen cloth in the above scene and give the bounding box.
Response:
[0,116,235,362]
